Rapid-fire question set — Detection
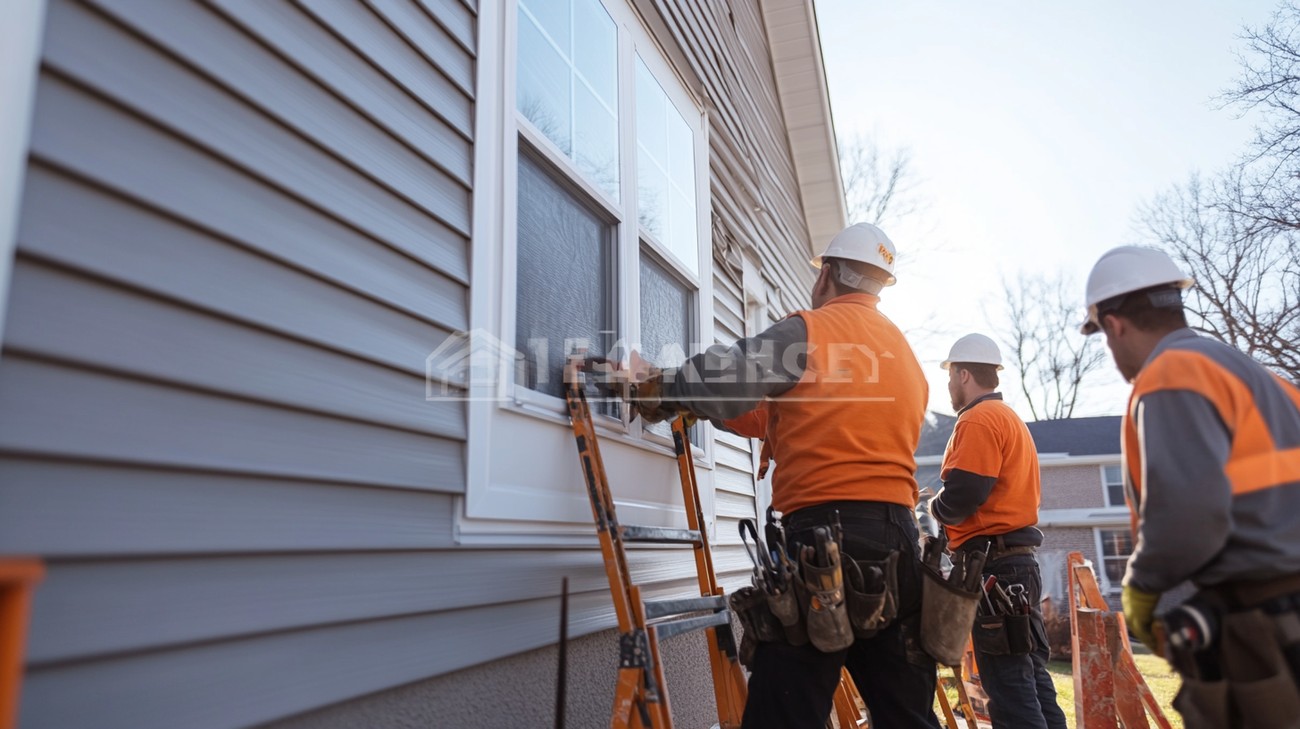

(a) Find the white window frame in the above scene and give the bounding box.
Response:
[462,0,715,541]
[1093,526,1133,593]
[1099,462,1125,508]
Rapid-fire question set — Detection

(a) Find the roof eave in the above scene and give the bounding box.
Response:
[760,0,847,257]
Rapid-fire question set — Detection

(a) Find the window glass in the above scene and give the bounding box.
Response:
[636,56,698,273]
[517,0,619,199]
[1103,464,1125,507]
[515,152,615,398]
[1098,528,1133,587]
[640,254,693,440]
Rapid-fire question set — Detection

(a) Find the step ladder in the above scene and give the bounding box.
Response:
[564,364,748,728]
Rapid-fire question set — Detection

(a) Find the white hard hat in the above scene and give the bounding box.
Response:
[1081,246,1192,334]
[940,333,1004,370]
[812,222,897,286]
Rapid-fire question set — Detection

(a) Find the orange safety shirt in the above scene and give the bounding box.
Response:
[937,394,1041,549]
[760,293,928,514]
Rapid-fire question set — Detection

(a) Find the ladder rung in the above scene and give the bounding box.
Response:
[619,524,702,545]
[643,595,727,619]
[650,610,732,641]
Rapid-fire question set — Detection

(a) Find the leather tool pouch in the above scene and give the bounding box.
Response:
[920,563,981,667]
[1221,609,1300,729]
[798,552,854,653]
[767,585,807,646]
[971,612,1033,656]
[844,551,899,638]
[730,586,784,643]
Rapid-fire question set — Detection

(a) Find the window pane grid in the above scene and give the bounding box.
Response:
[517,0,619,199]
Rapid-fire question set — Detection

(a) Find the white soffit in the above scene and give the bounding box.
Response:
[759,0,847,255]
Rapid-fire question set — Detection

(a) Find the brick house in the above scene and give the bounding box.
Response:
[917,413,1193,612]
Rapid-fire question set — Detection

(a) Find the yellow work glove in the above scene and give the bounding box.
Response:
[1122,584,1162,652]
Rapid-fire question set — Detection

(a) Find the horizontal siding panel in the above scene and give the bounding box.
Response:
[0,356,464,492]
[4,260,462,438]
[713,466,756,496]
[361,0,474,94]
[21,592,616,729]
[715,488,756,520]
[18,167,462,374]
[0,459,457,557]
[53,0,471,237]
[26,88,468,323]
[210,0,473,140]
[713,439,753,474]
[28,548,711,664]
[36,73,467,294]
[715,430,753,452]
[415,0,476,52]
[24,546,730,666]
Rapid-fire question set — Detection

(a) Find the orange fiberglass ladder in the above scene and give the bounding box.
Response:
[1,558,43,729]
[563,361,747,728]
[564,361,872,729]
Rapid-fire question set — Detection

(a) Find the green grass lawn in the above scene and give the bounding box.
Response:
[933,651,1183,728]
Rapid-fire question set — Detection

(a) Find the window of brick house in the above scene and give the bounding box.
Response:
[1102,464,1125,508]
[1096,528,1133,591]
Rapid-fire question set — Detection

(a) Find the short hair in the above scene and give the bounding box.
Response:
[1102,285,1188,333]
[955,363,999,389]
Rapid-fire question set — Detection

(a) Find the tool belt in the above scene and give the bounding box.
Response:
[953,533,1038,562]
[1163,581,1300,729]
[728,508,899,666]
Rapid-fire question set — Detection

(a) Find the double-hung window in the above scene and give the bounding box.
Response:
[1101,464,1125,508]
[1096,528,1134,592]
[512,0,704,412]
[464,0,711,530]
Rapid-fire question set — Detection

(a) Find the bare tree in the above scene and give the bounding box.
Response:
[999,273,1110,421]
[1139,171,1300,382]
[838,133,924,229]
[1130,4,1300,383]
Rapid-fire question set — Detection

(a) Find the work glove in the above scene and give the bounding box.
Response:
[581,354,690,425]
[1122,584,1162,652]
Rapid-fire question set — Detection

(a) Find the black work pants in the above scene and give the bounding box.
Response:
[971,554,1068,729]
[740,501,941,729]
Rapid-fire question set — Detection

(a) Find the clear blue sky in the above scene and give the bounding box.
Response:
[816,0,1278,418]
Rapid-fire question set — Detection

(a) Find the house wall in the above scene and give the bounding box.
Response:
[1040,464,1107,510]
[0,1,818,727]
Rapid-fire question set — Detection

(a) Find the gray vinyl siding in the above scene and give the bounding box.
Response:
[0,1,825,727]
[1,0,475,727]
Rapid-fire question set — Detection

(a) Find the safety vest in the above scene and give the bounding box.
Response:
[762,293,928,514]
[1122,331,1300,535]
[940,395,1042,549]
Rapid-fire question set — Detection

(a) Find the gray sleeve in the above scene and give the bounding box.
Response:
[1123,390,1233,593]
[930,469,997,525]
[660,316,807,421]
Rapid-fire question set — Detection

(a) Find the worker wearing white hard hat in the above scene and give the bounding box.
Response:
[929,334,1067,729]
[601,222,939,729]
[1080,246,1300,728]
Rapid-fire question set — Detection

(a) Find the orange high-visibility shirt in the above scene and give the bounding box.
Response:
[764,294,928,514]
[939,396,1042,549]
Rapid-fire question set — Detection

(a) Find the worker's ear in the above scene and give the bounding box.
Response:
[1100,312,1125,339]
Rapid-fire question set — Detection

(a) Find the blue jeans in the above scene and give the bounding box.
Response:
[973,554,1068,729]
[740,502,941,729]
